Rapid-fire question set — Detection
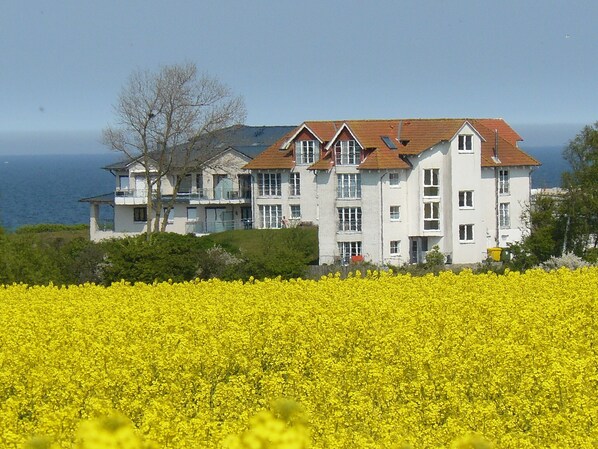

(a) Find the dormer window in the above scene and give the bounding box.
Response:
[335,140,361,165]
[296,140,318,164]
[458,134,473,152]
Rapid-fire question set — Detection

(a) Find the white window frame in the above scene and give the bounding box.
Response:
[335,140,361,165]
[423,201,440,230]
[423,169,439,197]
[390,240,400,255]
[390,206,401,221]
[459,224,474,242]
[260,204,282,229]
[296,140,317,165]
[338,241,362,263]
[389,172,400,186]
[337,174,362,199]
[258,173,282,196]
[499,169,510,195]
[290,172,301,196]
[458,134,473,152]
[458,190,474,209]
[290,204,301,220]
[499,203,510,228]
[338,207,362,232]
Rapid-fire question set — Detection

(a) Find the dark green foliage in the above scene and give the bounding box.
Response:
[0,225,319,285]
[425,245,445,268]
[14,223,89,234]
[561,122,598,255]
[0,232,62,284]
[240,227,317,280]
[99,233,216,285]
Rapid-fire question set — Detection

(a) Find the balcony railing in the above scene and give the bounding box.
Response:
[185,219,253,234]
[115,188,251,202]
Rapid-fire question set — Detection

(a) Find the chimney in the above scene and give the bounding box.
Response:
[494,129,499,160]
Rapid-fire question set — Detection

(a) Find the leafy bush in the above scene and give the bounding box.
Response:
[540,252,592,271]
[15,223,89,233]
[425,245,445,268]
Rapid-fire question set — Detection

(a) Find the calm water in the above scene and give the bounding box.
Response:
[0,148,568,231]
[0,153,117,231]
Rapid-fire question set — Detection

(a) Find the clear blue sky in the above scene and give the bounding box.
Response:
[1,0,597,153]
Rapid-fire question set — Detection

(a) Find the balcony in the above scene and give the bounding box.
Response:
[114,188,251,205]
[185,218,253,235]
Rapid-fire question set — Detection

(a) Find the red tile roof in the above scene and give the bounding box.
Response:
[244,118,540,170]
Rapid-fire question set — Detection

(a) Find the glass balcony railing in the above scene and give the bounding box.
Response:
[115,188,251,201]
[185,219,253,234]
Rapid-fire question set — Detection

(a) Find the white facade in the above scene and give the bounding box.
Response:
[87,149,254,241]
[247,119,538,266]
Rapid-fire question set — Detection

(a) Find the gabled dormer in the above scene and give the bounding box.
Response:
[451,121,484,155]
[281,123,323,166]
[324,123,364,166]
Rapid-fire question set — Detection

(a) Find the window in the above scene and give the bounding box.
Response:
[390,206,401,221]
[423,169,439,196]
[338,241,362,263]
[389,172,400,186]
[335,140,361,165]
[118,175,129,190]
[163,207,174,224]
[338,207,362,232]
[424,202,440,230]
[459,191,474,208]
[178,174,192,194]
[459,224,474,242]
[290,204,301,219]
[195,174,204,192]
[258,173,281,196]
[260,205,282,229]
[458,134,473,152]
[290,172,301,196]
[186,207,197,221]
[337,174,361,198]
[390,240,400,255]
[133,207,147,222]
[296,140,318,164]
[499,169,510,195]
[499,203,510,228]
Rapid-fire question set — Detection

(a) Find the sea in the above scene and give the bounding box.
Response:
[0,153,118,231]
[0,146,568,231]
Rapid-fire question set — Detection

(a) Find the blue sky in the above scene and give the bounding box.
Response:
[1,0,597,153]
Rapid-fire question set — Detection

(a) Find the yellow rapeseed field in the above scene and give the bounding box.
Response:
[1,268,597,448]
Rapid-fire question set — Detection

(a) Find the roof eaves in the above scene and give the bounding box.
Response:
[282,123,324,149]
[323,122,365,151]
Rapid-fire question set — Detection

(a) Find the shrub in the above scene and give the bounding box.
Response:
[540,252,591,271]
[425,245,445,268]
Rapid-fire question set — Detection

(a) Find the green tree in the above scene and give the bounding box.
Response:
[561,122,598,254]
[507,194,565,270]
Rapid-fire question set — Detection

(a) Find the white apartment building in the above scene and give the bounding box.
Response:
[245,119,540,265]
[82,125,295,241]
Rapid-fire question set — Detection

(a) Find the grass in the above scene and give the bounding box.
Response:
[205,226,319,263]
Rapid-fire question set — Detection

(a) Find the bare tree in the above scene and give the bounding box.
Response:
[103,63,246,238]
